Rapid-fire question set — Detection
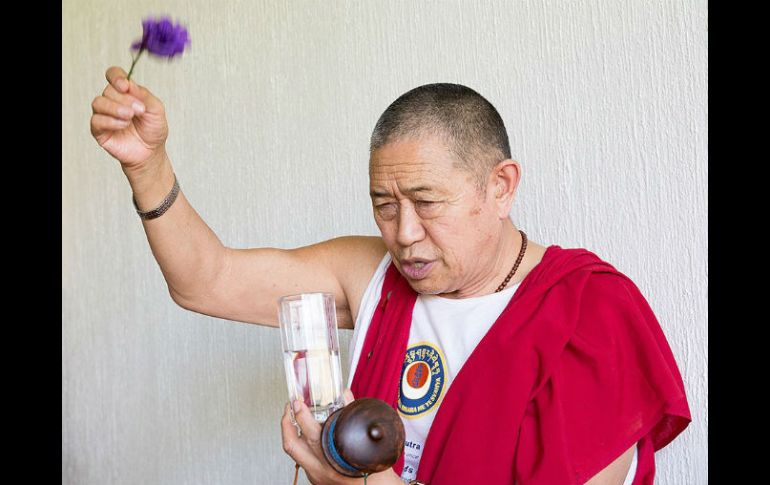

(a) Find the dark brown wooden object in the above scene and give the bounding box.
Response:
[321,398,405,477]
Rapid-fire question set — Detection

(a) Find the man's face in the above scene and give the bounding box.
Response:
[369,136,503,297]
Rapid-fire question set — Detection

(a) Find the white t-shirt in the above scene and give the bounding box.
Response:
[347,253,637,484]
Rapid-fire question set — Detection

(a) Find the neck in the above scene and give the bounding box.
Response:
[493,221,524,289]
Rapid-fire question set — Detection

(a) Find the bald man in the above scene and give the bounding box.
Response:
[90,67,690,485]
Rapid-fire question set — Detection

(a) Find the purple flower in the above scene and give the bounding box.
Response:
[127,16,190,80]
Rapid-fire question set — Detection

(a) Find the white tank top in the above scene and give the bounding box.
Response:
[347,253,637,484]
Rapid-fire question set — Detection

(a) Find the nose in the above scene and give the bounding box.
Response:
[396,203,426,247]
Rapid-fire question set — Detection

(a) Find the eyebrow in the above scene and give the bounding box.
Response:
[370,186,435,198]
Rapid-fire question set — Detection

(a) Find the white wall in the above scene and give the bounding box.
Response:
[62,1,707,483]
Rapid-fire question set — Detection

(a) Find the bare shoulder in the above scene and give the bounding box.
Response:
[300,235,388,328]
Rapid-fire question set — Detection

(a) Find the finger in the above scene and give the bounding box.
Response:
[92,96,137,121]
[281,403,318,466]
[291,399,322,447]
[105,66,130,93]
[101,85,146,115]
[288,402,298,427]
[343,388,355,405]
[282,402,300,438]
[90,114,130,137]
[126,80,164,115]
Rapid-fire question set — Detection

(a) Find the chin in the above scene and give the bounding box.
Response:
[405,279,443,295]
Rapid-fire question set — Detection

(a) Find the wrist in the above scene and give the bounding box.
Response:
[121,148,171,186]
[123,151,177,213]
[360,468,404,485]
[132,174,180,219]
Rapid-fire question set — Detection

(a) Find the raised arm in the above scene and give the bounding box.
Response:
[90,66,387,329]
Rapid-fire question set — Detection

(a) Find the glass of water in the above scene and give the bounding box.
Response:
[278,292,345,423]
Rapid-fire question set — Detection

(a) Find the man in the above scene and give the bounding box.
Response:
[90,67,690,485]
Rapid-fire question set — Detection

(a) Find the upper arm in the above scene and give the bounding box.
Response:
[172,235,387,329]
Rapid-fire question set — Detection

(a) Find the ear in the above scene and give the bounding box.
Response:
[487,159,521,219]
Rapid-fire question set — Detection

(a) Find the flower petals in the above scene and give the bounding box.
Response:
[130,16,190,58]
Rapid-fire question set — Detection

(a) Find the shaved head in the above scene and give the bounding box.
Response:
[369,83,511,191]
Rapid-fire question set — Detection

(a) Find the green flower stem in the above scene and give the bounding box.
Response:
[126,48,145,81]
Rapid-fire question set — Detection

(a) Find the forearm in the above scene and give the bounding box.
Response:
[123,151,227,304]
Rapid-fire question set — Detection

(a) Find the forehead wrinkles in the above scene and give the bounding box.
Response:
[369,137,472,197]
[369,162,447,198]
[370,136,455,171]
[370,160,438,180]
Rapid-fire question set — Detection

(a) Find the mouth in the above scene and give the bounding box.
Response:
[399,258,436,280]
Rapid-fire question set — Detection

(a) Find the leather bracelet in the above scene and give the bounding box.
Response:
[132,174,180,220]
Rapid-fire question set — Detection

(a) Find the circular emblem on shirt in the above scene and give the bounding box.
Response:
[398,342,446,418]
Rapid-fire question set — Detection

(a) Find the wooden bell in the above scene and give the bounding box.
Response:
[320,397,405,477]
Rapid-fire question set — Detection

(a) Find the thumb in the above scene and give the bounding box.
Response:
[126,79,164,115]
[343,388,355,405]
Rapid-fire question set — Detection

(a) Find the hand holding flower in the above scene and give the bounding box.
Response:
[90,16,188,172]
[90,67,169,172]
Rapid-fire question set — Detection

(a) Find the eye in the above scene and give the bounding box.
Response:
[375,203,397,220]
[414,200,442,218]
[415,200,439,212]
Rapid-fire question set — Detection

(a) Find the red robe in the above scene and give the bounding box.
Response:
[350,245,691,484]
